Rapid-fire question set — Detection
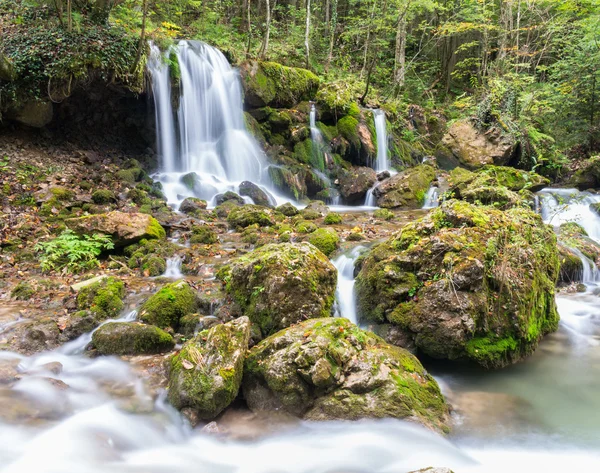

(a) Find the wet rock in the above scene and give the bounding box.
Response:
[567,156,600,190]
[374,165,436,208]
[215,191,245,206]
[308,228,340,257]
[139,281,197,330]
[180,197,208,215]
[377,170,391,181]
[227,205,274,229]
[339,166,377,204]
[276,202,299,216]
[239,181,272,207]
[190,224,218,244]
[168,316,251,419]
[301,200,329,220]
[76,277,125,320]
[355,200,560,369]
[217,242,337,336]
[66,211,166,247]
[440,119,517,169]
[92,322,175,355]
[243,317,449,432]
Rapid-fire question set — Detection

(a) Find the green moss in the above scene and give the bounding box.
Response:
[373,208,394,220]
[10,281,35,300]
[190,224,218,245]
[91,189,116,204]
[142,256,166,276]
[337,116,360,147]
[276,202,299,217]
[227,205,274,229]
[127,188,151,206]
[92,322,174,355]
[76,277,125,320]
[145,217,167,240]
[50,187,75,201]
[308,228,340,257]
[139,281,197,330]
[116,168,143,184]
[296,220,317,234]
[324,213,343,224]
[465,336,519,368]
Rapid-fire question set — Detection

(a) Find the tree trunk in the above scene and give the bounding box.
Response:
[66,0,72,32]
[246,0,252,57]
[131,0,148,74]
[259,0,271,59]
[393,10,408,92]
[361,0,378,78]
[92,0,112,24]
[325,0,338,71]
[305,0,311,69]
[52,0,64,27]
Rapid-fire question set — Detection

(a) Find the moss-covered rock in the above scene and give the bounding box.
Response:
[295,220,317,234]
[76,277,125,320]
[125,238,178,276]
[92,322,174,355]
[374,165,436,208]
[339,166,377,204]
[227,205,274,229]
[243,317,449,432]
[139,281,197,330]
[276,202,299,216]
[308,228,340,257]
[567,155,600,190]
[240,61,320,108]
[239,181,272,207]
[10,281,35,300]
[324,213,343,224]
[218,242,337,336]
[190,224,218,245]
[180,197,208,215]
[301,200,329,220]
[91,189,116,205]
[66,211,166,247]
[557,221,600,274]
[355,200,560,369]
[373,208,394,221]
[168,316,251,419]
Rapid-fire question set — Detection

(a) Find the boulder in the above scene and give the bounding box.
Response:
[10,100,53,128]
[239,61,320,108]
[308,228,340,257]
[139,281,197,330]
[66,211,166,247]
[374,165,436,208]
[218,242,337,336]
[355,200,560,369]
[276,202,299,216]
[568,155,600,190]
[76,277,125,320]
[557,222,600,282]
[238,181,272,207]
[168,317,251,419]
[243,317,449,432]
[335,115,375,166]
[339,166,377,203]
[215,191,245,206]
[440,120,517,169]
[227,205,274,228]
[92,322,175,355]
[301,200,329,219]
[180,197,208,215]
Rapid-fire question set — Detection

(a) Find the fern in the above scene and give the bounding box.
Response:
[35,230,114,274]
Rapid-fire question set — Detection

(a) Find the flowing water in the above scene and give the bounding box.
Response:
[422,186,440,209]
[372,109,389,172]
[148,41,288,209]
[161,256,184,279]
[332,246,366,325]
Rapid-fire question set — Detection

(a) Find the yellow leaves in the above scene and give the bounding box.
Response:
[161,21,181,38]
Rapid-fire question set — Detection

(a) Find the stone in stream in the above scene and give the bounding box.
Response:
[179,197,208,215]
[168,316,251,420]
[276,202,299,217]
[92,322,175,355]
[374,164,436,209]
[242,317,449,433]
[556,222,600,283]
[139,280,197,330]
[338,166,377,204]
[217,242,337,337]
[238,181,272,207]
[226,204,275,229]
[355,199,560,369]
[66,211,166,247]
[76,276,125,320]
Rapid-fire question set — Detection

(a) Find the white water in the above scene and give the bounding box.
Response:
[332,246,365,325]
[148,41,289,209]
[364,186,377,207]
[372,109,389,172]
[539,188,600,240]
[162,256,184,279]
[422,186,440,209]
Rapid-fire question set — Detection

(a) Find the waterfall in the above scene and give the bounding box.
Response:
[309,104,325,171]
[148,40,286,208]
[162,256,183,279]
[570,247,600,283]
[332,246,364,324]
[422,186,440,209]
[372,109,389,172]
[364,186,377,207]
[538,188,600,241]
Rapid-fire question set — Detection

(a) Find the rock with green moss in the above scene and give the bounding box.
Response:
[239,181,272,207]
[91,189,116,205]
[168,316,251,419]
[373,208,394,220]
[324,213,343,224]
[374,165,436,208]
[218,242,337,336]
[243,317,449,432]
[558,244,584,284]
[567,155,600,190]
[276,202,299,216]
[227,205,274,229]
[295,220,317,234]
[76,277,125,320]
[308,228,340,257]
[66,211,166,247]
[92,322,174,355]
[125,239,177,275]
[240,61,320,108]
[180,197,207,215]
[190,224,218,245]
[335,115,376,166]
[339,166,377,203]
[10,282,34,300]
[117,167,144,184]
[355,199,560,369]
[301,201,329,220]
[315,81,357,118]
[556,222,600,278]
[139,281,197,330]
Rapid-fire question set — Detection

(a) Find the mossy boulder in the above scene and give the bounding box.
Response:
[440,120,517,169]
[567,155,600,190]
[308,228,340,257]
[240,61,320,108]
[355,200,560,369]
[66,211,166,247]
[374,165,436,208]
[139,281,197,330]
[10,282,35,300]
[324,213,343,224]
[276,202,299,216]
[339,166,377,204]
[557,222,600,276]
[238,181,272,207]
[125,238,178,276]
[190,224,218,245]
[227,205,274,229]
[91,189,116,205]
[92,322,174,355]
[168,316,251,419]
[218,242,337,336]
[301,200,329,220]
[76,277,125,320]
[373,208,394,220]
[180,197,208,215]
[315,81,357,118]
[335,115,375,166]
[243,317,449,432]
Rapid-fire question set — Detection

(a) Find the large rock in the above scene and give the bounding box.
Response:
[92,322,175,355]
[239,61,320,108]
[76,277,125,320]
[0,53,16,81]
[355,200,560,369]
[218,242,337,336]
[339,166,377,203]
[168,317,251,419]
[243,318,449,432]
[238,181,272,207]
[440,120,517,169]
[10,100,53,128]
[139,281,197,330]
[66,211,166,247]
[179,197,207,215]
[567,155,600,190]
[374,164,436,208]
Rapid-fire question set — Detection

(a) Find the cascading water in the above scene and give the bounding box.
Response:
[162,256,184,279]
[372,109,389,172]
[148,41,286,208]
[422,186,440,209]
[332,246,365,325]
[538,188,600,239]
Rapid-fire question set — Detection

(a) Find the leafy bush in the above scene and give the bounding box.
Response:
[35,230,114,273]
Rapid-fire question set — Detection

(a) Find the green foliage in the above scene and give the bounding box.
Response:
[35,229,114,273]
